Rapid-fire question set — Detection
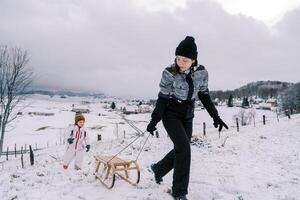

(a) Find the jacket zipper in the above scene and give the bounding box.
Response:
[75,126,81,149]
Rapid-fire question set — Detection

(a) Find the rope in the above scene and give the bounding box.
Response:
[135,133,151,162]
[107,130,147,163]
[107,114,151,163]
[120,115,144,136]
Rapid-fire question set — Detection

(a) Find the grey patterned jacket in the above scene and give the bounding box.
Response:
[158,64,209,102]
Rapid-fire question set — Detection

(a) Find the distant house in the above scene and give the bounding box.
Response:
[71,108,90,113]
[137,105,151,113]
[257,98,277,110]
[81,101,91,105]
[28,112,55,116]
[266,98,277,107]
[233,99,243,107]
[252,98,264,104]
[257,103,272,110]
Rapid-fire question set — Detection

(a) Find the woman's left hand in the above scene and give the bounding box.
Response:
[213,117,228,132]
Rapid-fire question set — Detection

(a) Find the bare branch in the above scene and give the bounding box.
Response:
[0,46,33,155]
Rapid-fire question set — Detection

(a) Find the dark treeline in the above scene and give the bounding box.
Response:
[278,82,300,114]
[210,81,293,101]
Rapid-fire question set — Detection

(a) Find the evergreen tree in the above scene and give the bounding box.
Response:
[242,97,249,108]
[227,94,233,107]
[110,102,116,110]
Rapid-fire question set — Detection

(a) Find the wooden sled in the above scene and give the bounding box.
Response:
[94,155,140,189]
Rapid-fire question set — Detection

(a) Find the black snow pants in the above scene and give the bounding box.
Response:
[153,99,194,197]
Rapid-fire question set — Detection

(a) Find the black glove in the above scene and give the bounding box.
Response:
[213,117,229,132]
[147,120,157,135]
[86,144,90,152]
[198,90,228,132]
[67,138,74,144]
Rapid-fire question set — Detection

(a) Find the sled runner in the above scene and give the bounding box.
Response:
[94,155,140,189]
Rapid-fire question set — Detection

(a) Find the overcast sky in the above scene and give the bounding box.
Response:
[0,0,299,98]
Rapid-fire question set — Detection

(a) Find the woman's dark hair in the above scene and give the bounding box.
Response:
[171,58,198,76]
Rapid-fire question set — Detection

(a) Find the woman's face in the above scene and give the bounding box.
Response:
[176,56,195,72]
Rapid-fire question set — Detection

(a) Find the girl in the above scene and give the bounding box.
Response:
[147,36,228,200]
[63,113,90,170]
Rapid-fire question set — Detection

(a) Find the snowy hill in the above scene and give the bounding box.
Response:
[0,95,299,200]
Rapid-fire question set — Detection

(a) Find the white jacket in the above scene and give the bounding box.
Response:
[65,124,90,151]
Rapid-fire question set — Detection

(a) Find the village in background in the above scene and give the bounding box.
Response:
[24,79,299,118]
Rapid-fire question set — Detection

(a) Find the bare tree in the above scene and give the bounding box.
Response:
[0,46,33,156]
[233,108,256,126]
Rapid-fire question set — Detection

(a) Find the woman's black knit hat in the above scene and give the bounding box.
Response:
[175,36,198,60]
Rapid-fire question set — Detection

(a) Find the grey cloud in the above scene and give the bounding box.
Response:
[0,0,299,98]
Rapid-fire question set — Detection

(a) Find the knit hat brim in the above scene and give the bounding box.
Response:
[175,47,198,60]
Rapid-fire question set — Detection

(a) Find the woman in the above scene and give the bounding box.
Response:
[147,36,228,200]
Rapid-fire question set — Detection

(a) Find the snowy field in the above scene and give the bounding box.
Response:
[0,95,299,200]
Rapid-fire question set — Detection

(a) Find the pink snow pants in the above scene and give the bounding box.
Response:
[63,145,85,169]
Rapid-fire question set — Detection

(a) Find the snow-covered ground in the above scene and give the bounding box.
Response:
[0,95,299,200]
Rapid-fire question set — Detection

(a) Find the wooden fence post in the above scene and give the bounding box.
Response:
[21,146,24,168]
[236,118,239,132]
[14,144,17,157]
[6,147,8,161]
[29,145,34,166]
[155,131,159,138]
[203,122,206,137]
